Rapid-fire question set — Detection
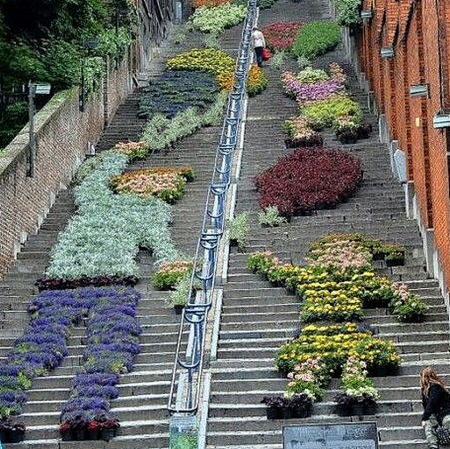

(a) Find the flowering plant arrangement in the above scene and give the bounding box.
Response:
[138,71,219,119]
[302,94,363,130]
[390,283,427,322]
[293,21,341,58]
[111,141,148,160]
[282,72,344,104]
[255,147,363,217]
[167,48,235,78]
[152,260,193,290]
[246,65,268,97]
[60,287,141,439]
[296,67,329,84]
[300,290,363,323]
[110,166,195,203]
[40,150,181,286]
[285,358,330,401]
[283,116,324,147]
[190,3,247,34]
[340,357,379,402]
[261,21,303,52]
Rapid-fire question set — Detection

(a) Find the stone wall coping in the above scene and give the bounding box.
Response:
[0,88,75,178]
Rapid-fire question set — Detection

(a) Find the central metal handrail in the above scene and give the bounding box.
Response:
[167,0,257,416]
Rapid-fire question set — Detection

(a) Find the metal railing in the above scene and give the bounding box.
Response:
[167,0,257,415]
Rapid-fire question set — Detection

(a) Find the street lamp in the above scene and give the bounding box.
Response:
[79,38,100,112]
[27,82,51,177]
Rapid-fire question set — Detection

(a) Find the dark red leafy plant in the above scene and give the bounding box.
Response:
[262,21,303,52]
[255,147,363,218]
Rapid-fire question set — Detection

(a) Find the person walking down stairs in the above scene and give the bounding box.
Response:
[421,367,450,449]
[251,26,265,67]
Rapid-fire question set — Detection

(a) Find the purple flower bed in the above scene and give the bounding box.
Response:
[60,287,142,440]
[0,286,142,439]
[282,72,344,103]
[0,289,87,425]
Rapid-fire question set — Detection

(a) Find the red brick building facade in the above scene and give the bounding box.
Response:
[356,0,450,293]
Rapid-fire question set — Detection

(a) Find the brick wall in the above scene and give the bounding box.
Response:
[357,0,450,290]
[0,49,134,279]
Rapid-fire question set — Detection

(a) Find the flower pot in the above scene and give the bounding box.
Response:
[266,407,281,420]
[86,428,100,440]
[6,429,25,443]
[386,258,404,267]
[372,252,385,261]
[101,428,116,441]
[75,429,86,441]
[351,404,365,416]
[335,404,352,417]
[174,304,184,315]
[371,365,389,377]
[293,406,310,419]
[60,430,75,441]
[281,407,293,419]
[364,403,378,415]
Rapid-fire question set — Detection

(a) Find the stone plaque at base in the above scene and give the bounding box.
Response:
[283,422,378,449]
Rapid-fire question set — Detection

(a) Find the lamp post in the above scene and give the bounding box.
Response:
[27,82,51,177]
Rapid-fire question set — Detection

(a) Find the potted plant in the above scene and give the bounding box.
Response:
[290,393,312,418]
[333,392,355,416]
[281,396,294,419]
[165,275,191,314]
[99,417,120,441]
[0,419,25,443]
[260,396,284,420]
[228,212,250,250]
[385,251,405,267]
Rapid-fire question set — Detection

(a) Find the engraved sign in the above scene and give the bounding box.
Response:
[283,422,378,449]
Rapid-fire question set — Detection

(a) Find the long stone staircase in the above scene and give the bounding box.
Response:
[205,0,450,448]
[0,29,236,449]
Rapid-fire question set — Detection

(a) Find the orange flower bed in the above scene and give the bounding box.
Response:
[217,65,268,96]
[110,166,195,203]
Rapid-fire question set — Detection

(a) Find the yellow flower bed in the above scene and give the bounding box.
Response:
[168,50,267,95]
[167,48,235,90]
[109,166,195,204]
[275,322,399,374]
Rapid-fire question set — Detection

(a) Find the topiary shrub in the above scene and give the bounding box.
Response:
[292,21,341,59]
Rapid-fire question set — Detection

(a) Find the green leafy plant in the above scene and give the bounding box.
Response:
[166,275,191,307]
[293,21,341,59]
[258,206,287,227]
[270,51,287,69]
[335,0,363,28]
[229,212,250,249]
[203,33,221,48]
[152,260,193,290]
[191,3,247,34]
[297,55,311,70]
[302,95,363,130]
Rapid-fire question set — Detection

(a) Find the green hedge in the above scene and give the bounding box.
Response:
[292,21,341,59]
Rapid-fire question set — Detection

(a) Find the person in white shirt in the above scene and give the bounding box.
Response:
[251,26,266,67]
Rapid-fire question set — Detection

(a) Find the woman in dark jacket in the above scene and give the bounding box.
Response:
[421,367,450,449]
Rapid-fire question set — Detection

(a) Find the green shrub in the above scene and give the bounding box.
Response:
[229,212,250,249]
[0,101,28,149]
[258,0,278,9]
[335,0,363,28]
[293,21,341,59]
[302,95,362,129]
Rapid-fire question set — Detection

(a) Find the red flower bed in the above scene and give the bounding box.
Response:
[262,22,303,52]
[255,147,363,217]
